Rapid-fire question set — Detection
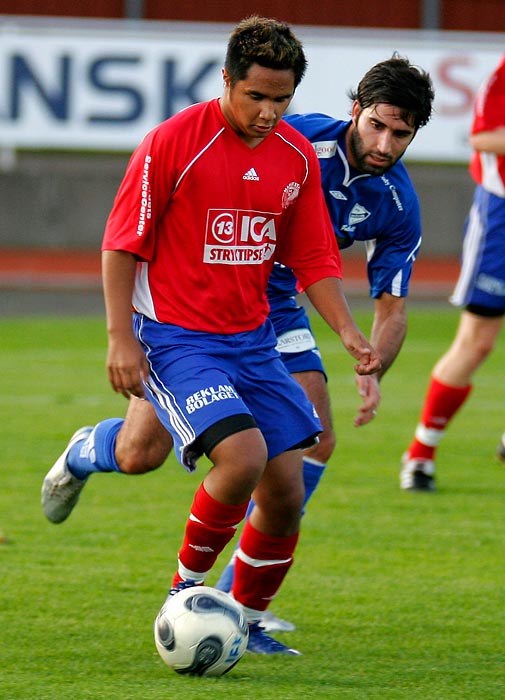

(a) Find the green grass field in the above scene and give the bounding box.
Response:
[1,307,504,700]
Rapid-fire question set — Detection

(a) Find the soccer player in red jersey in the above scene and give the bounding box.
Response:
[42,16,380,654]
[401,52,505,491]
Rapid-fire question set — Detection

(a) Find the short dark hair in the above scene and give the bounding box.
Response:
[348,54,435,130]
[225,16,307,88]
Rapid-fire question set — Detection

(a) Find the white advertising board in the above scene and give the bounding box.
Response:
[0,18,503,162]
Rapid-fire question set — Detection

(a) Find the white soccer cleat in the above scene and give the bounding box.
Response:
[41,426,93,523]
[259,609,296,633]
[400,452,436,492]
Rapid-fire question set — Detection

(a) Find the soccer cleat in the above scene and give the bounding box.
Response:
[216,568,296,632]
[168,579,198,597]
[259,609,296,633]
[497,433,505,461]
[400,453,436,492]
[247,621,301,655]
[41,426,93,523]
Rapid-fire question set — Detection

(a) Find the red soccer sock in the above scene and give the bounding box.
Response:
[408,376,472,460]
[173,482,248,586]
[232,520,299,615]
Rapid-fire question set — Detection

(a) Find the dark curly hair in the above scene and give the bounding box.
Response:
[348,54,435,130]
[225,16,307,89]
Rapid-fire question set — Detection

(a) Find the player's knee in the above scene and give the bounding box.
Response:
[305,428,335,464]
[116,441,170,474]
[212,442,267,493]
[206,420,267,484]
[455,337,496,374]
[118,455,160,474]
[255,489,303,534]
[473,336,496,362]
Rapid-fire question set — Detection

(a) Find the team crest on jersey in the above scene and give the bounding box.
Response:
[341,203,371,233]
[282,182,300,209]
[349,203,371,225]
[204,209,277,264]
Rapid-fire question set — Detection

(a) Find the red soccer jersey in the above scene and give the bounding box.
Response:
[469,53,505,196]
[102,99,341,333]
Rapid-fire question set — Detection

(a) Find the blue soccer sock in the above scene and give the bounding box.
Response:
[215,457,327,592]
[67,418,124,480]
[301,457,326,513]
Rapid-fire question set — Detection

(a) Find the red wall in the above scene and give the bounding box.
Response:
[1,0,123,18]
[2,0,505,31]
[442,0,505,31]
[145,1,421,29]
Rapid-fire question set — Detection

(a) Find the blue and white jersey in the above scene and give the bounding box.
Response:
[268,113,422,303]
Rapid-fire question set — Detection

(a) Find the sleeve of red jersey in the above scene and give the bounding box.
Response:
[275,149,343,292]
[101,125,176,260]
[472,62,505,134]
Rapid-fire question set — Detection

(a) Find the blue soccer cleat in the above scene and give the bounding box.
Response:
[168,579,199,597]
[247,621,301,655]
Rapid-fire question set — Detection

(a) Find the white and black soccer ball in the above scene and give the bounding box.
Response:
[154,586,249,676]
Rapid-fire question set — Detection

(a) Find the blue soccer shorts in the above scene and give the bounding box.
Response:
[269,293,327,377]
[134,314,322,471]
[450,185,505,315]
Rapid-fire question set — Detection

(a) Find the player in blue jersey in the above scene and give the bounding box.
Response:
[214,57,434,608]
[42,55,434,638]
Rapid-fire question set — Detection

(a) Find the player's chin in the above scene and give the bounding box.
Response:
[364,157,393,176]
[364,163,389,176]
[252,124,274,137]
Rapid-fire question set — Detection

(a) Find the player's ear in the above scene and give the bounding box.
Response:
[222,68,231,89]
[351,100,361,124]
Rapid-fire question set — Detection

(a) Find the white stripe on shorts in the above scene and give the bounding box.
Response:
[450,200,484,307]
[145,373,196,448]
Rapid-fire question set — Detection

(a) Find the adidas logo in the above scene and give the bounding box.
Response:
[243,167,260,181]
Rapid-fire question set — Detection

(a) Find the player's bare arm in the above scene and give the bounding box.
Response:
[353,293,407,425]
[304,277,382,375]
[102,249,149,399]
[370,293,407,379]
[470,127,505,154]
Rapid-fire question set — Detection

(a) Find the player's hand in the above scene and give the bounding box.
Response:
[353,347,382,375]
[339,329,382,375]
[106,334,149,399]
[337,324,382,376]
[354,374,381,427]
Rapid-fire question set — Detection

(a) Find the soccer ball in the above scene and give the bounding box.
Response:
[154,586,249,676]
